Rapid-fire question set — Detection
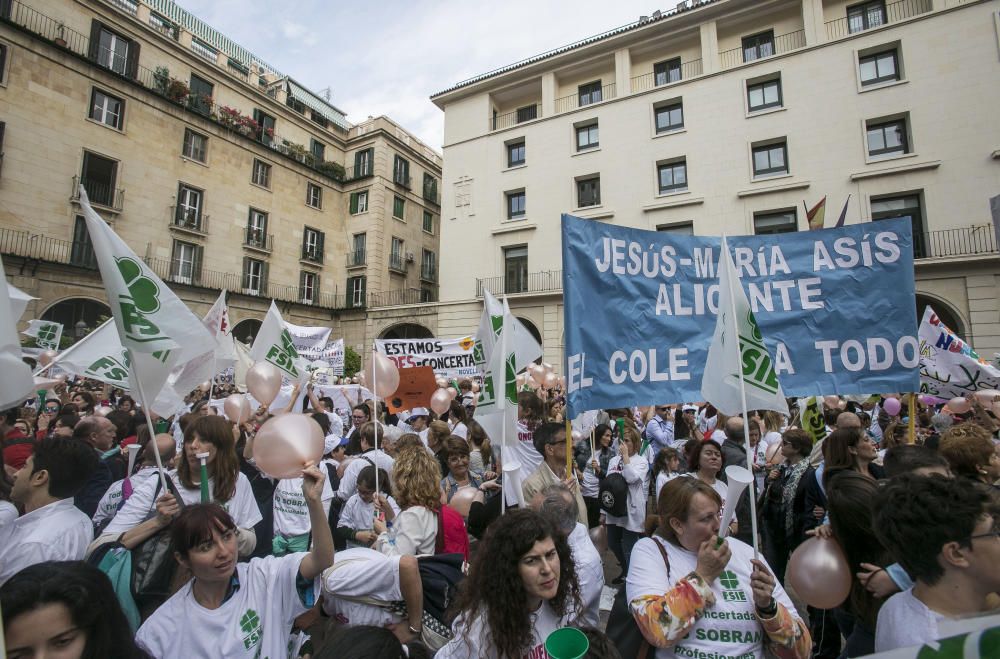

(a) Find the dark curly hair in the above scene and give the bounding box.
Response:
[448,509,581,658]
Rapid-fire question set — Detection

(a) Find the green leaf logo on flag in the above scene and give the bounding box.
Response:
[737,310,780,395]
[265,328,300,378]
[490,313,503,340]
[114,257,165,344]
[472,339,485,367]
[504,353,517,405]
[36,323,59,349]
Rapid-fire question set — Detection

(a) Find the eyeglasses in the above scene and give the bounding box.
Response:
[969,518,1000,542]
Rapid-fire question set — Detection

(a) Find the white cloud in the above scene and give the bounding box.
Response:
[175,0,651,149]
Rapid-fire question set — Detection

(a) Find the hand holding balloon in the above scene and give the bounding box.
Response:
[253,414,324,479]
[300,463,326,504]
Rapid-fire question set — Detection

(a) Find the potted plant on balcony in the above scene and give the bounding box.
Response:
[54,23,67,47]
[153,66,171,95]
[166,79,190,104]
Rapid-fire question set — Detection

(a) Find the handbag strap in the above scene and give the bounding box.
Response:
[434,506,444,554]
[635,538,672,659]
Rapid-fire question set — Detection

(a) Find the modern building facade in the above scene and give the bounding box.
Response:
[430,0,1000,363]
[0,0,442,351]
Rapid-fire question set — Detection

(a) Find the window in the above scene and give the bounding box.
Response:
[658,159,688,194]
[306,182,322,209]
[253,109,275,145]
[310,110,328,128]
[170,240,201,284]
[577,176,601,208]
[752,141,788,177]
[504,246,528,294]
[299,271,319,304]
[859,48,899,86]
[516,105,538,123]
[175,184,203,229]
[576,122,599,151]
[866,117,909,158]
[189,74,213,115]
[654,58,682,86]
[423,173,438,203]
[578,80,602,106]
[347,276,366,308]
[80,151,118,207]
[656,222,694,235]
[70,215,97,268]
[507,140,525,167]
[182,128,207,163]
[747,77,782,112]
[390,237,404,271]
[89,89,124,129]
[742,30,774,63]
[90,23,136,77]
[302,227,324,263]
[350,190,368,214]
[423,210,434,234]
[310,139,325,162]
[287,96,306,114]
[351,233,366,265]
[871,193,926,257]
[848,0,886,34]
[242,258,267,295]
[0,44,7,84]
[393,195,405,219]
[354,148,373,177]
[246,209,268,249]
[251,159,271,188]
[393,155,410,187]
[507,190,526,219]
[421,249,437,281]
[654,101,684,133]
[754,210,798,235]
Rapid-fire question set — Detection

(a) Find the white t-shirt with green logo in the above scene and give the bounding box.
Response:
[627,536,800,659]
[436,599,564,659]
[272,475,336,537]
[136,553,313,658]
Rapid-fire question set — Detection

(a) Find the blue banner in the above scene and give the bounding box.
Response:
[562,214,919,413]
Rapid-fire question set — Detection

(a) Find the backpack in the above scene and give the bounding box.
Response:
[604,538,670,659]
[434,503,470,561]
[599,472,629,516]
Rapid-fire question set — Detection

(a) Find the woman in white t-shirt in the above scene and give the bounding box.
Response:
[446,399,469,440]
[136,465,333,659]
[103,416,262,555]
[373,446,439,556]
[627,477,810,659]
[436,509,581,659]
[604,426,650,582]
[580,424,614,528]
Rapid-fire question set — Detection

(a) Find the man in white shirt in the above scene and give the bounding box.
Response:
[873,473,1000,652]
[532,484,604,627]
[0,437,99,585]
[337,422,394,501]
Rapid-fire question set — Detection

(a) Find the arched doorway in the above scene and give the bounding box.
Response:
[232,318,262,345]
[40,298,111,344]
[517,316,543,345]
[916,294,964,339]
[380,323,433,340]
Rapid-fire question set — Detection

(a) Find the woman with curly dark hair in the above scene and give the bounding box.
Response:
[437,509,581,658]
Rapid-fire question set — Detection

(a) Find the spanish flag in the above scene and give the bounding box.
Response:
[805,196,827,231]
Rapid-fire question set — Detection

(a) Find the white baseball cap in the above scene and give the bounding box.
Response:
[406,407,430,423]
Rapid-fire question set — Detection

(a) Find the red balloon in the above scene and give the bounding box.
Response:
[787,537,851,609]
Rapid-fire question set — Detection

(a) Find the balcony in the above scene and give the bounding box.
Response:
[555,82,617,114]
[344,162,374,182]
[347,249,366,268]
[476,270,563,297]
[301,246,323,265]
[369,287,433,308]
[914,225,998,261]
[107,0,137,16]
[243,227,272,253]
[170,208,209,237]
[393,173,412,189]
[71,176,124,212]
[719,29,806,70]
[148,13,179,41]
[492,104,541,131]
[420,264,437,283]
[423,184,440,206]
[630,59,704,94]
[388,253,406,273]
[825,0,932,41]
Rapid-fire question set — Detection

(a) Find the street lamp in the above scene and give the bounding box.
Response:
[75,319,88,339]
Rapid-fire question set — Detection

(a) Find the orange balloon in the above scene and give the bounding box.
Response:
[252,413,324,479]
[787,537,851,609]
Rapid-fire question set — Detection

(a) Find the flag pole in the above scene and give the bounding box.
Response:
[207,356,217,405]
[723,237,761,560]
[31,318,114,376]
[907,392,916,444]
[127,348,170,494]
[501,296,511,515]
[372,346,380,511]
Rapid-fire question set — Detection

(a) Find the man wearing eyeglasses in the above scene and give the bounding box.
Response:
[645,405,674,462]
[872,473,1000,652]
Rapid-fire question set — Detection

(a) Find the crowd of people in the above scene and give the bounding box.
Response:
[1,375,998,658]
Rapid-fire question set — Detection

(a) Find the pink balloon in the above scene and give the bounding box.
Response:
[435,377,449,389]
[447,486,481,518]
[447,386,458,400]
[882,397,901,416]
[919,394,939,406]
[430,388,451,415]
[367,352,400,398]
[516,374,526,387]
[541,362,554,376]
[471,382,480,393]
[787,537,851,609]
[246,362,282,407]
[38,349,58,366]
[530,364,546,383]
[223,394,252,424]
[949,397,972,414]
[992,401,1000,418]
[252,413,325,479]
[588,525,608,554]
[352,376,360,384]
[974,389,1000,403]
[823,395,840,409]
[543,372,558,389]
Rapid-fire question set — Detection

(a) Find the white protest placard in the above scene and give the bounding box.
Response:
[918,306,1000,399]
[375,337,481,379]
[282,320,332,359]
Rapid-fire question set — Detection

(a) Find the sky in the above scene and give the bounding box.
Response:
[177,0,654,151]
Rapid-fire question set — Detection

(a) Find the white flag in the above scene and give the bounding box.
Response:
[701,238,788,416]
[203,289,236,366]
[79,188,215,406]
[22,320,63,351]
[283,320,332,360]
[0,258,35,408]
[48,319,130,389]
[7,283,35,322]
[248,301,306,382]
[476,289,542,373]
